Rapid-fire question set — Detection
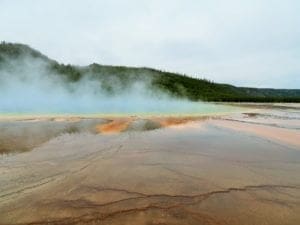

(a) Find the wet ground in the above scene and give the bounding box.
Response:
[0,103,300,225]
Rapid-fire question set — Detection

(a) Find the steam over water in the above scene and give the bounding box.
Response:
[0,55,237,115]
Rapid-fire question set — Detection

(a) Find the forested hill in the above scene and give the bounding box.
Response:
[0,42,299,102]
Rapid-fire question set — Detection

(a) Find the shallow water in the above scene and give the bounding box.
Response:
[0,101,242,118]
[0,103,300,225]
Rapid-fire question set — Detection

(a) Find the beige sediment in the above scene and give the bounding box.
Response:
[212,119,300,148]
[152,116,202,127]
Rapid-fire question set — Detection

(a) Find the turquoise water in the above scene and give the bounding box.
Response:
[0,101,242,117]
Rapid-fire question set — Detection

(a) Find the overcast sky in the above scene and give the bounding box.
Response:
[0,0,299,88]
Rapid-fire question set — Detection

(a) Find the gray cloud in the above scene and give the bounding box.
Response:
[0,0,299,88]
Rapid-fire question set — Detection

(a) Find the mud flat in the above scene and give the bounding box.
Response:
[0,103,300,225]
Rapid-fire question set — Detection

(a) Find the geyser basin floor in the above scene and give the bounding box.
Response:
[0,104,300,225]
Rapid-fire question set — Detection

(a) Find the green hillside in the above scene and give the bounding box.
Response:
[1,42,299,102]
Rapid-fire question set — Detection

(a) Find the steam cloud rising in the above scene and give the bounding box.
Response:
[0,54,227,115]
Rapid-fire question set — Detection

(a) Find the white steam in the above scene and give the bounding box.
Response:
[0,55,230,115]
